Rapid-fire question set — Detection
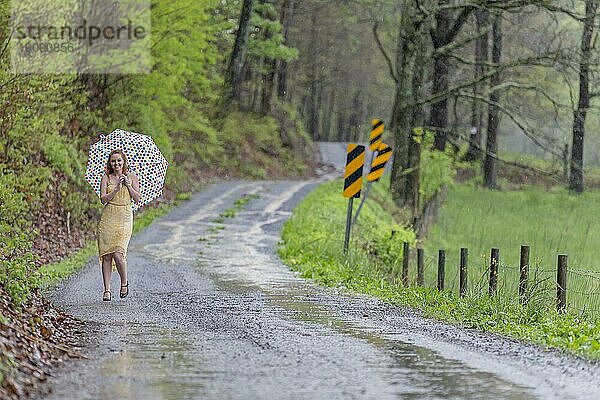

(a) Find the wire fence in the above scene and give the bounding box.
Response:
[405,244,600,318]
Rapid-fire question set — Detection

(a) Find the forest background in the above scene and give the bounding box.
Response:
[2,0,600,394]
[1,0,600,313]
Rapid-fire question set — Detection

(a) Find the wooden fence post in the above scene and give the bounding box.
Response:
[489,248,499,296]
[460,248,468,297]
[402,242,409,286]
[437,250,445,291]
[519,245,530,304]
[557,254,567,312]
[417,248,424,286]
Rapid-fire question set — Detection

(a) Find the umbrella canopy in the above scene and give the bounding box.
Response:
[85,129,169,212]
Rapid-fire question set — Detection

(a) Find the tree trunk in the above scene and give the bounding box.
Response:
[483,13,503,189]
[390,4,423,211]
[306,12,320,139]
[338,105,348,142]
[430,60,449,151]
[349,90,362,141]
[277,0,295,101]
[224,0,255,103]
[429,1,473,151]
[260,0,279,115]
[239,61,252,110]
[569,0,598,193]
[407,33,426,221]
[308,79,321,140]
[300,93,309,119]
[317,83,329,139]
[261,58,277,115]
[430,1,451,151]
[464,9,489,161]
[323,86,336,140]
[250,58,263,112]
[389,33,411,207]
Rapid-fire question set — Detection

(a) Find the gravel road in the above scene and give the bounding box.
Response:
[39,151,600,399]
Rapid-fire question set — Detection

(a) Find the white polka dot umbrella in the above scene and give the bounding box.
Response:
[85,129,169,212]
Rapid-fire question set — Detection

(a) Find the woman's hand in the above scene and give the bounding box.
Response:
[120,174,132,187]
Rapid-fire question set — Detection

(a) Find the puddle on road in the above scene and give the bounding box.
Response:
[141,186,541,399]
[268,296,534,400]
[201,270,536,399]
[98,324,210,400]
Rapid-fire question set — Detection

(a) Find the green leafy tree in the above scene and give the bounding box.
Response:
[107,0,222,177]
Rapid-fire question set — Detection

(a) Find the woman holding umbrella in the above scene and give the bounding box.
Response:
[98,149,141,301]
[86,129,169,301]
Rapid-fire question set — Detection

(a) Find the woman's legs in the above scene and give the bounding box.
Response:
[101,254,113,293]
[113,252,128,294]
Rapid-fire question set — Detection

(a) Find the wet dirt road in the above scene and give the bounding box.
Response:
[42,177,600,399]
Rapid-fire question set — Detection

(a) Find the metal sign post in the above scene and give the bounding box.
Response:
[353,181,372,227]
[342,143,365,255]
[343,197,354,255]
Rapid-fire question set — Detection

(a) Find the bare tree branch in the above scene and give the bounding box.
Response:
[420,123,563,181]
[539,3,587,22]
[372,21,398,83]
[447,6,475,41]
[434,24,492,56]
[413,54,558,107]
[492,81,570,109]
[459,90,564,159]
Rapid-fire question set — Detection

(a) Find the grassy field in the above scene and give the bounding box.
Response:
[279,179,600,359]
[422,184,600,315]
[425,185,600,270]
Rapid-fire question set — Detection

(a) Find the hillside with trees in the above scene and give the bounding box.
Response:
[2,0,600,397]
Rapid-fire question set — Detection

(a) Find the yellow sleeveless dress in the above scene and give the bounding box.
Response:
[98,181,133,266]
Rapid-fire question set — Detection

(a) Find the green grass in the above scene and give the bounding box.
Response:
[279,180,600,359]
[207,225,225,233]
[494,149,600,187]
[423,185,600,315]
[424,185,600,271]
[279,179,416,288]
[218,193,260,219]
[133,203,174,235]
[38,241,98,289]
[205,192,261,235]
[175,192,192,202]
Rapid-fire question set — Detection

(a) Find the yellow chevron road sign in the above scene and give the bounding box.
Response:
[343,144,365,198]
[367,142,392,182]
[369,119,384,151]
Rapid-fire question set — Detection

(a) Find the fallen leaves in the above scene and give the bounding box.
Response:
[0,288,87,399]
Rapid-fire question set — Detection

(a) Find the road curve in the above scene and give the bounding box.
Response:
[40,177,600,400]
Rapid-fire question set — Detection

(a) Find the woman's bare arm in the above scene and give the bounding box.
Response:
[124,173,142,203]
[100,174,121,205]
